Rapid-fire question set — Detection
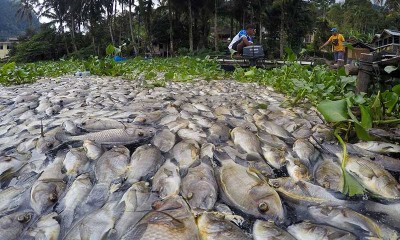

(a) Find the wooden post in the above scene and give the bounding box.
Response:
[356,53,374,94]
[345,64,359,75]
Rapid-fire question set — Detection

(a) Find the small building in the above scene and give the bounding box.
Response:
[371,29,400,55]
[345,37,375,64]
[0,38,18,59]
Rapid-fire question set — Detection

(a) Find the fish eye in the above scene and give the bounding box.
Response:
[258,202,269,212]
[138,132,144,137]
[270,180,280,188]
[49,193,58,202]
[46,142,53,148]
[17,213,31,223]
[186,192,193,200]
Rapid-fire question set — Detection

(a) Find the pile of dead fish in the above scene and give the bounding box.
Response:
[1,75,400,240]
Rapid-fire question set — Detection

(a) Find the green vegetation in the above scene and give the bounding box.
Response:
[8,0,400,61]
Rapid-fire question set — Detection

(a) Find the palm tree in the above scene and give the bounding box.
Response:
[16,0,38,29]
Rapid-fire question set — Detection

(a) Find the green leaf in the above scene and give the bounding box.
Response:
[256,103,268,109]
[317,99,350,123]
[106,44,115,56]
[244,70,255,77]
[337,67,346,77]
[343,42,354,50]
[382,91,399,113]
[164,71,174,80]
[384,65,398,74]
[342,170,365,197]
[370,91,382,121]
[392,84,400,95]
[352,94,366,105]
[1,62,16,73]
[284,47,297,62]
[355,122,373,141]
[346,98,359,124]
[359,105,372,129]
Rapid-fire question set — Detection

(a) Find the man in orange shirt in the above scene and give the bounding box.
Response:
[320,28,345,63]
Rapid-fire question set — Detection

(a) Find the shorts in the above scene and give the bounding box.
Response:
[334,51,344,61]
[231,39,243,52]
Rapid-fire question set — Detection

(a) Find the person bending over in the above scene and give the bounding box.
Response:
[228,24,256,57]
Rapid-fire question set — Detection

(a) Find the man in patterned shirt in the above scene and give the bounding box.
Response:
[228,24,256,57]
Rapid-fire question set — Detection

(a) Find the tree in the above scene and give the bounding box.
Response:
[16,0,38,29]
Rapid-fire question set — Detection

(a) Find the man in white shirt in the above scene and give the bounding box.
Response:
[228,24,256,56]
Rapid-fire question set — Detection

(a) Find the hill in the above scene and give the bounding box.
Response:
[0,0,40,41]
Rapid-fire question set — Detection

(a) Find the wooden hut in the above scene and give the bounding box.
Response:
[371,29,400,55]
[345,37,375,64]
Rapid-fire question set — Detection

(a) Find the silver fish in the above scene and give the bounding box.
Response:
[151,128,176,152]
[27,212,60,240]
[287,221,357,240]
[309,205,399,240]
[0,211,34,240]
[121,196,200,240]
[214,150,284,221]
[181,161,217,210]
[197,212,251,240]
[56,126,156,145]
[354,141,400,154]
[126,144,164,183]
[253,220,296,240]
[231,127,263,161]
[152,159,181,199]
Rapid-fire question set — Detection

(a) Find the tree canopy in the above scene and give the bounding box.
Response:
[0,0,40,41]
[7,0,400,62]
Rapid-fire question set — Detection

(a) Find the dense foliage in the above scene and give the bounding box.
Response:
[6,0,400,61]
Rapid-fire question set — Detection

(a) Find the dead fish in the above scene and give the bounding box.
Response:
[313,155,344,192]
[27,212,60,240]
[82,139,104,160]
[121,196,200,240]
[181,161,217,210]
[56,173,92,232]
[152,129,176,152]
[285,154,311,182]
[0,211,34,240]
[253,220,296,240]
[343,155,400,200]
[56,126,156,145]
[287,221,357,240]
[308,205,399,240]
[126,144,164,183]
[197,212,251,240]
[214,150,284,221]
[261,144,286,169]
[152,159,181,199]
[207,123,230,144]
[172,140,200,171]
[231,127,263,161]
[354,141,400,154]
[255,119,295,143]
[268,177,349,207]
[293,139,319,166]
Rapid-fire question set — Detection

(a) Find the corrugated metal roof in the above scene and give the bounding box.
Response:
[384,29,400,36]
